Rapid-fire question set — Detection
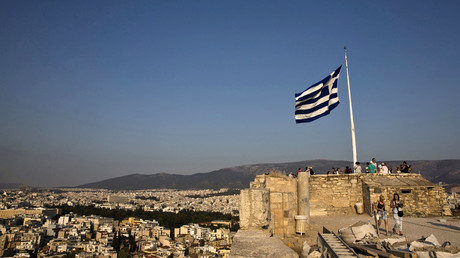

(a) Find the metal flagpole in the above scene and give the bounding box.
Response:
[344,46,357,168]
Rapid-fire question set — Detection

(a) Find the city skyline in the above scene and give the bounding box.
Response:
[1,1,460,187]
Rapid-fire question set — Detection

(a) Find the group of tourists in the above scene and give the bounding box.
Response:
[289,167,314,178]
[363,158,412,174]
[325,159,412,175]
[326,166,353,175]
[375,193,404,236]
[295,159,412,176]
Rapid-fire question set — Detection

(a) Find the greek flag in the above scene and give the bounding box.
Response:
[295,66,342,123]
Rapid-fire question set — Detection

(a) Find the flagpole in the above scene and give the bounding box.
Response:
[344,46,357,168]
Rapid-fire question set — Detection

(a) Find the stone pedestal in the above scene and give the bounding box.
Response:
[294,215,308,234]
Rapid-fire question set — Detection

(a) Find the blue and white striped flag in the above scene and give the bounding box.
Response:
[295,66,342,123]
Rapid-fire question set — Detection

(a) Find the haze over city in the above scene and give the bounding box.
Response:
[1,1,460,187]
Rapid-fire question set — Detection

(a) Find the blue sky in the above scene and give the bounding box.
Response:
[1,1,459,187]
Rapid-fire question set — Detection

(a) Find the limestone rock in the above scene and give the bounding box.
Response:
[442,206,453,216]
[424,234,440,246]
[301,241,311,258]
[307,251,321,258]
[229,230,299,258]
[409,240,435,251]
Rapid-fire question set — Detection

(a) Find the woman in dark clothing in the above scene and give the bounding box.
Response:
[375,195,389,235]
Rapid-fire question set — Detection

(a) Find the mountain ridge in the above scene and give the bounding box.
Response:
[77,159,460,191]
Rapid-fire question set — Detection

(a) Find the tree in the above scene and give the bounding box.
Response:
[184,247,190,256]
[128,230,136,252]
[118,247,130,258]
[112,230,120,252]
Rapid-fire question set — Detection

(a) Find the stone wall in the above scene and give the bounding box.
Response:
[251,174,298,237]
[309,173,449,217]
[239,189,271,233]
[309,174,364,216]
[362,174,449,216]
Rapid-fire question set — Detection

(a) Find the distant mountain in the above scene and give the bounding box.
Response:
[0,183,23,189]
[78,159,460,191]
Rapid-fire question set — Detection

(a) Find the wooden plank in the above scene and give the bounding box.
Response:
[349,243,396,258]
[385,249,417,258]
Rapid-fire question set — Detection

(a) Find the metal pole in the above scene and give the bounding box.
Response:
[344,47,357,167]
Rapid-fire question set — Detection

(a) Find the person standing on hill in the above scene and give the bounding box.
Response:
[380,163,389,174]
[354,162,362,174]
[368,159,377,174]
[375,195,389,235]
[401,161,409,173]
[390,193,404,236]
[344,166,352,174]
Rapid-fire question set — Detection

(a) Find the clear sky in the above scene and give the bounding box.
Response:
[1,1,459,187]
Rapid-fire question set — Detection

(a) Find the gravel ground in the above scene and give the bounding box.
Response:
[310,214,460,247]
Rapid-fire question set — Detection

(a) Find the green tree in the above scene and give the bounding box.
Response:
[184,247,190,256]
[112,230,120,252]
[128,230,136,252]
[118,247,130,258]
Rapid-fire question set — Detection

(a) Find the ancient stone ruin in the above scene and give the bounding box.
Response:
[229,171,451,257]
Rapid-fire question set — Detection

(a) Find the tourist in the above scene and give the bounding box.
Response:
[371,158,377,166]
[375,195,389,235]
[390,193,404,236]
[388,165,393,174]
[380,163,389,174]
[365,162,370,173]
[344,166,352,174]
[354,162,362,174]
[401,162,409,173]
[396,165,401,174]
[368,160,377,174]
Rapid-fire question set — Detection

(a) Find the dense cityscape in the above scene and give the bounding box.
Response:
[0,188,240,257]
